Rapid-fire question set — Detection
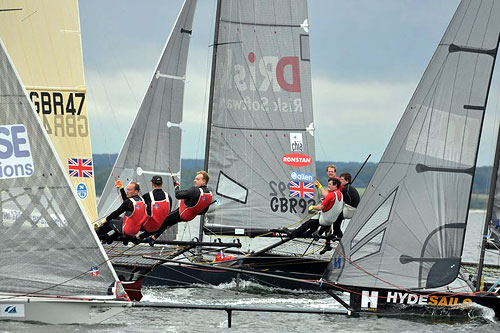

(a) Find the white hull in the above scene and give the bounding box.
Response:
[0,295,130,324]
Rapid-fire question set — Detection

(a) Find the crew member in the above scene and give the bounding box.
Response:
[332,172,360,238]
[95,181,147,243]
[145,171,213,245]
[310,177,343,254]
[142,175,172,233]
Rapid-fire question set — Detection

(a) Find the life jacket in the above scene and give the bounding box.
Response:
[122,197,147,236]
[142,191,170,232]
[179,188,213,221]
[319,190,343,226]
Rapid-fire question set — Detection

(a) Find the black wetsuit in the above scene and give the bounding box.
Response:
[142,189,172,216]
[332,183,360,238]
[96,191,142,241]
[151,185,211,239]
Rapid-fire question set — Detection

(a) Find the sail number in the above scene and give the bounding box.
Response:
[269,181,314,214]
[30,91,85,115]
[28,91,89,137]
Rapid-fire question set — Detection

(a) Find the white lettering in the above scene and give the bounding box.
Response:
[418,295,428,305]
[361,290,378,309]
[386,291,398,304]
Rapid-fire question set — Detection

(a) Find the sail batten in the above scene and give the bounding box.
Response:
[327,0,500,290]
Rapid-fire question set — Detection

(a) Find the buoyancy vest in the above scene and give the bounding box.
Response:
[122,197,147,236]
[179,188,213,221]
[143,191,170,232]
[319,190,343,226]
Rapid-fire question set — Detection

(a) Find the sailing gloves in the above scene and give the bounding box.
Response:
[115,180,124,189]
[314,180,322,189]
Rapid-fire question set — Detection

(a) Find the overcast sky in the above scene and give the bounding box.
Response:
[78,0,500,165]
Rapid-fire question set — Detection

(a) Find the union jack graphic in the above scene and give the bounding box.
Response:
[68,158,93,178]
[289,181,314,198]
[90,266,99,277]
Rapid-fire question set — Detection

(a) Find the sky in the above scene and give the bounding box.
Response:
[78,0,500,165]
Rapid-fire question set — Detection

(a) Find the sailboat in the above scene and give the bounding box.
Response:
[96,0,199,295]
[321,0,500,318]
[0,0,147,301]
[141,0,335,289]
[0,36,129,324]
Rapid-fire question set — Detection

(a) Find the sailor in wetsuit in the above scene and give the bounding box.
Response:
[141,175,172,233]
[95,181,147,243]
[145,170,212,246]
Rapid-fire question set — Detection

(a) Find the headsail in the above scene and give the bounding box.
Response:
[204,0,316,235]
[0,0,98,221]
[327,0,500,289]
[0,37,120,298]
[97,0,197,239]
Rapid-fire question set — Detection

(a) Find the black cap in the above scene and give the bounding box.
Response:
[151,175,163,185]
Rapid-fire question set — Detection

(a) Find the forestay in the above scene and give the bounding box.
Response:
[327,0,500,289]
[0,38,120,297]
[98,0,197,239]
[204,0,316,234]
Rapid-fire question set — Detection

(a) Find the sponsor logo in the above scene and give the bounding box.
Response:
[0,304,24,317]
[76,183,88,199]
[290,133,303,152]
[68,158,93,178]
[289,181,314,198]
[361,290,475,310]
[218,50,303,113]
[0,124,34,179]
[291,171,313,182]
[282,153,312,167]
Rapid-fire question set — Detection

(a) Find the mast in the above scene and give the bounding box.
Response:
[199,0,222,243]
[475,27,500,292]
[476,125,500,291]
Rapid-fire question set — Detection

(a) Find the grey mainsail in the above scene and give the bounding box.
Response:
[0,37,120,297]
[327,0,500,290]
[204,0,316,235]
[97,0,197,240]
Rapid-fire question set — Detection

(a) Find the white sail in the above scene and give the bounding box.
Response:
[0,36,127,323]
[97,0,197,241]
[204,0,317,235]
[327,0,500,290]
[0,0,98,221]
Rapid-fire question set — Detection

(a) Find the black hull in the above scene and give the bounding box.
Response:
[336,285,500,319]
[144,255,329,291]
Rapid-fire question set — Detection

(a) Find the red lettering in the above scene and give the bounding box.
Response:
[276,56,301,92]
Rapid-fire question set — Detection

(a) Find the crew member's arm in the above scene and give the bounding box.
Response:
[115,180,126,200]
[106,199,130,221]
[142,193,152,216]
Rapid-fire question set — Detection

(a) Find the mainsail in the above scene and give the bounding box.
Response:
[0,0,98,221]
[0,37,120,298]
[97,0,197,239]
[327,0,500,290]
[204,0,316,235]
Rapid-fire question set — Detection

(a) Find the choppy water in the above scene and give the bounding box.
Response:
[2,212,500,332]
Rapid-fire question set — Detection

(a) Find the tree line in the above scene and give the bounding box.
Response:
[93,154,493,198]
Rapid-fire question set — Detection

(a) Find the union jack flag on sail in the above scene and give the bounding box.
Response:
[68,158,93,178]
[289,181,314,198]
[90,266,99,277]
